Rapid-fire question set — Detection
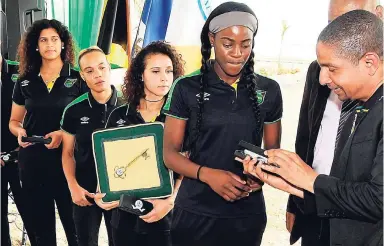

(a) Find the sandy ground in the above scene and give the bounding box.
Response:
[9,63,309,245]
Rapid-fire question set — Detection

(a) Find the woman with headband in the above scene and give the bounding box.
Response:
[163,2,283,245]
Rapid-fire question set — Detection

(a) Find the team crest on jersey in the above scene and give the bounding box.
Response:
[11,74,19,83]
[64,78,77,88]
[256,90,267,105]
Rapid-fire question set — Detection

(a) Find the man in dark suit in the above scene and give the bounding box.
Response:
[284,1,383,245]
[242,9,383,246]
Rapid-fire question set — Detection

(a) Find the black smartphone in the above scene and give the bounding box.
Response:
[234,140,279,168]
[119,195,153,216]
[235,140,267,163]
[21,136,52,144]
[234,149,247,160]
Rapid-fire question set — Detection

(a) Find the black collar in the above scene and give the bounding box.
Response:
[363,84,383,110]
[60,63,71,77]
[125,101,166,122]
[35,62,72,78]
[205,60,245,86]
[87,85,118,108]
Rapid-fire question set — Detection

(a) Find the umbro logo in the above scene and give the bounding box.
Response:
[116,119,126,126]
[80,116,90,124]
[21,80,29,87]
[196,92,210,101]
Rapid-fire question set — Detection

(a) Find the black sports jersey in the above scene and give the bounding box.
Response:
[163,60,283,218]
[60,85,121,192]
[12,63,89,137]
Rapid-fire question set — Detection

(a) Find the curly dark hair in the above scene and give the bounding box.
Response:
[123,41,185,106]
[192,2,261,156]
[17,19,76,77]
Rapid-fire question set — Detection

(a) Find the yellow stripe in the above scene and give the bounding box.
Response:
[231,82,238,91]
[46,76,59,92]
[149,113,160,122]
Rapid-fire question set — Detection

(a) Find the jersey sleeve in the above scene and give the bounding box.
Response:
[12,79,25,106]
[162,78,189,120]
[60,106,77,135]
[265,82,283,124]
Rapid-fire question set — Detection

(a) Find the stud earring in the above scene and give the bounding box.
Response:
[36,48,39,51]
[62,46,64,49]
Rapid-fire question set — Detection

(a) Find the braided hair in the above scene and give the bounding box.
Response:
[192,2,261,156]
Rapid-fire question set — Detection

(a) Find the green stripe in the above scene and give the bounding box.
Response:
[6,60,19,66]
[264,118,282,124]
[163,112,189,120]
[60,92,89,126]
[163,69,201,111]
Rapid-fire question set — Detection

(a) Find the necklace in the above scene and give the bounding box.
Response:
[144,97,164,102]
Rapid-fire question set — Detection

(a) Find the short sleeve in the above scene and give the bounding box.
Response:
[265,83,283,124]
[60,106,76,135]
[162,78,189,120]
[12,79,25,106]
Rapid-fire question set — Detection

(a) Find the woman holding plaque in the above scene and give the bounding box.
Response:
[9,19,88,245]
[163,2,283,246]
[95,41,185,246]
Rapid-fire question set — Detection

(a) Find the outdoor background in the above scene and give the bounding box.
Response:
[6,0,361,245]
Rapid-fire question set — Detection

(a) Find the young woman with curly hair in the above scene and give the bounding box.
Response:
[94,41,185,246]
[163,2,283,245]
[9,19,88,246]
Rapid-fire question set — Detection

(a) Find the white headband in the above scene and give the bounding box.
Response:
[209,11,258,34]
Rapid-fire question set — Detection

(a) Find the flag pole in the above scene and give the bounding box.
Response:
[126,0,132,61]
[130,0,153,61]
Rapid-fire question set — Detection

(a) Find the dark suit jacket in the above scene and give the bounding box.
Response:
[288,61,330,245]
[313,86,383,245]
[288,61,383,245]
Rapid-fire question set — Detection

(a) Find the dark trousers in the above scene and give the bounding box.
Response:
[1,162,36,246]
[301,216,330,246]
[73,204,114,246]
[20,168,78,246]
[171,207,267,246]
[112,229,171,246]
[111,208,172,246]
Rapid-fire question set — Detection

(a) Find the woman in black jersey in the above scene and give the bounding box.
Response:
[9,19,88,246]
[163,2,283,246]
[94,41,185,246]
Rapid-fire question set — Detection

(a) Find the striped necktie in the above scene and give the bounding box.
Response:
[335,100,359,149]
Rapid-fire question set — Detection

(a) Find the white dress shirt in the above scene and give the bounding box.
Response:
[312,91,343,175]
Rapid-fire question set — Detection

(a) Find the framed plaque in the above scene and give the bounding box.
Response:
[92,122,174,203]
